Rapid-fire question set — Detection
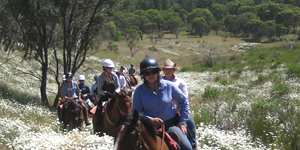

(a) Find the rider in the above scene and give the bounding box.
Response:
[78,75,91,125]
[116,68,127,90]
[96,59,120,102]
[57,75,67,122]
[133,57,193,150]
[162,59,197,149]
[128,64,136,75]
[59,72,80,123]
[91,75,98,103]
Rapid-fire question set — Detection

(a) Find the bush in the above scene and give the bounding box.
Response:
[271,81,289,98]
[287,63,300,78]
[202,86,220,101]
[246,99,279,145]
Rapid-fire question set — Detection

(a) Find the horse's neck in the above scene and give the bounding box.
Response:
[105,98,121,125]
[139,122,164,150]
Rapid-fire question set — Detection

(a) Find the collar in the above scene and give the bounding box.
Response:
[163,75,177,82]
[143,78,167,91]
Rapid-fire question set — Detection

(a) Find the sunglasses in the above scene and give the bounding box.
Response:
[143,70,158,76]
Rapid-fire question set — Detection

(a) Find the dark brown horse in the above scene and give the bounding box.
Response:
[60,98,84,130]
[93,89,133,137]
[114,111,170,150]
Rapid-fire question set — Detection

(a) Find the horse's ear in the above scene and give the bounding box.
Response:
[127,90,133,97]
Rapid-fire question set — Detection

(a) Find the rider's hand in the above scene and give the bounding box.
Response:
[178,122,188,134]
[150,117,164,127]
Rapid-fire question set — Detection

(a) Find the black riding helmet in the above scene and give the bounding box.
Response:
[65,72,73,79]
[140,57,161,75]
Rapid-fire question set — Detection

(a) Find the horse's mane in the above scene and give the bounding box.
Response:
[125,111,157,138]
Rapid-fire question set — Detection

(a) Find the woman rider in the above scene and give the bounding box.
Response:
[96,59,120,102]
[133,57,193,150]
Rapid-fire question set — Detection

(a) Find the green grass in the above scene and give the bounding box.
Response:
[202,86,220,101]
[91,33,241,70]
[183,42,300,72]
[271,81,289,98]
[0,81,40,105]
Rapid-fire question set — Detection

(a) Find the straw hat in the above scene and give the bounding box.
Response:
[163,59,176,69]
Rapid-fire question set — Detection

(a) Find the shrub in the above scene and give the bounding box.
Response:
[202,86,220,101]
[246,99,278,145]
[271,81,289,98]
[287,63,300,78]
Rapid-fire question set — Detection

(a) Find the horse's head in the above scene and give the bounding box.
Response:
[114,89,133,116]
[129,75,138,87]
[114,111,168,150]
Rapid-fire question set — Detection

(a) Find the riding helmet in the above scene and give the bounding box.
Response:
[139,57,161,75]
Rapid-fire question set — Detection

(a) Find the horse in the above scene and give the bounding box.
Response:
[114,111,170,150]
[59,97,84,130]
[92,88,133,137]
[128,75,138,87]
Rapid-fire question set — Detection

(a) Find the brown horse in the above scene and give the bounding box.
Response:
[60,98,84,130]
[93,89,133,137]
[128,75,138,87]
[114,111,170,150]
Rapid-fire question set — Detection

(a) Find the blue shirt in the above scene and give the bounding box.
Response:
[61,81,79,98]
[133,79,190,122]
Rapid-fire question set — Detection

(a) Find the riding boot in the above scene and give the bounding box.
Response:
[83,106,91,126]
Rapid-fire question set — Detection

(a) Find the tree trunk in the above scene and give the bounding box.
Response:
[53,85,62,108]
[40,63,49,106]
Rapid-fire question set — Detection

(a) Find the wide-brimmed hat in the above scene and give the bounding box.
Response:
[163,59,176,69]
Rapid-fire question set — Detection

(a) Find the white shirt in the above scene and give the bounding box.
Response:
[119,75,127,89]
[163,76,189,98]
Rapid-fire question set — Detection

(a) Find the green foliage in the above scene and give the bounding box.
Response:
[202,86,220,101]
[246,98,279,144]
[192,17,210,37]
[210,3,228,21]
[188,8,215,25]
[246,98,300,149]
[287,63,300,78]
[271,81,289,98]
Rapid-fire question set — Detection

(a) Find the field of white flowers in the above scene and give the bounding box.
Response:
[1,51,299,149]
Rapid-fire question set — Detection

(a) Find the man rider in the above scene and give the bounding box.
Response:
[78,75,91,125]
[128,64,136,75]
[162,59,197,149]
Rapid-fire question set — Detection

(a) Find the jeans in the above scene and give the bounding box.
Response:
[186,116,197,149]
[168,126,193,150]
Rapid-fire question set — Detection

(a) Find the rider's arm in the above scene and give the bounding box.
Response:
[133,86,143,113]
[113,73,121,93]
[96,76,105,96]
[60,83,67,98]
[172,85,190,123]
[179,80,189,98]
